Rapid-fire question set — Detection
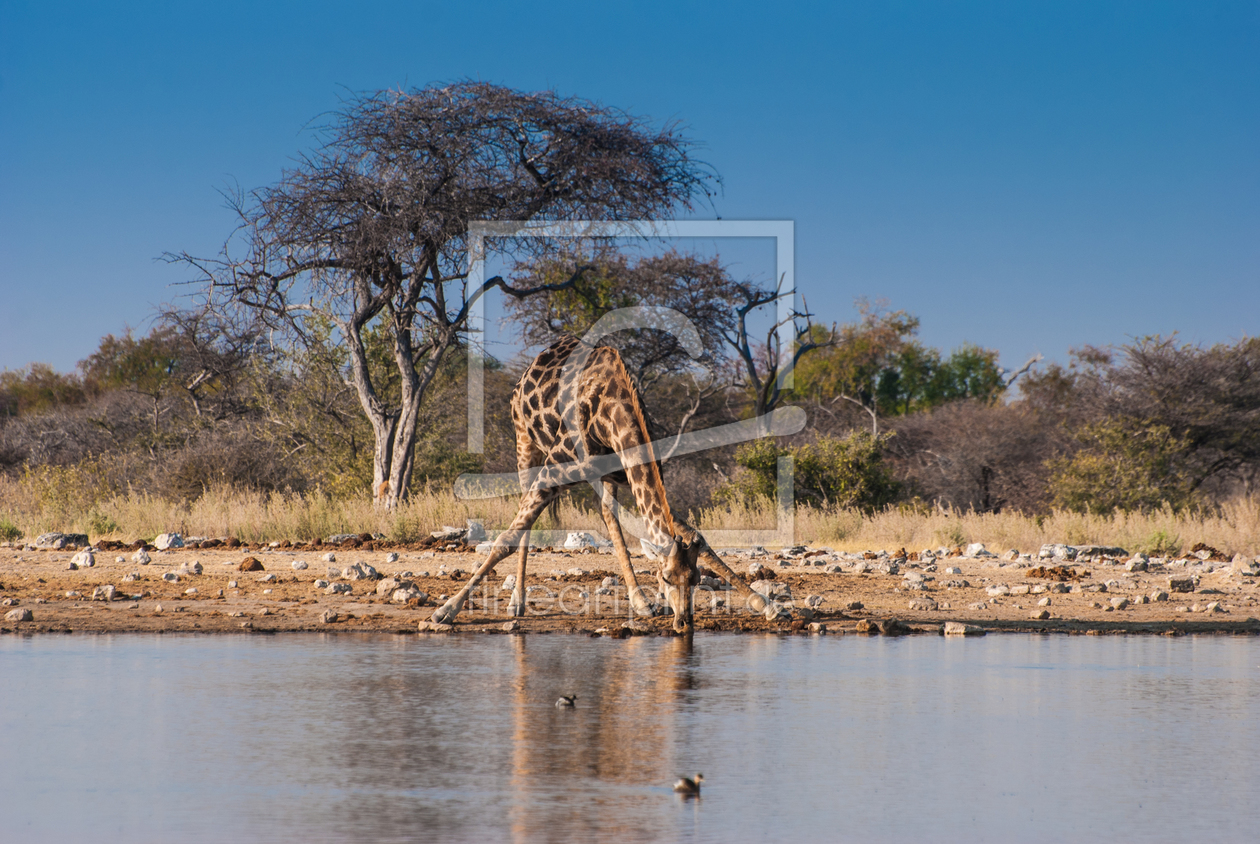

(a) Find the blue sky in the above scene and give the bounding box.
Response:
[1,0,1256,374]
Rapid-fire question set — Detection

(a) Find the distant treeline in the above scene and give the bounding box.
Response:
[3,279,1256,521]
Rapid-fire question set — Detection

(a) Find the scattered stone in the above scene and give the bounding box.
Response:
[1205,601,1224,613]
[1030,609,1050,620]
[259,573,277,583]
[228,611,244,618]
[943,566,962,575]
[258,607,272,616]
[161,572,180,583]
[184,588,198,596]
[1151,590,1169,602]
[825,564,843,573]
[238,557,265,572]
[392,587,426,604]
[1134,594,1150,604]
[343,562,379,580]
[567,567,588,577]
[854,619,878,633]
[71,550,95,568]
[291,560,309,571]
[965,543,992,557]
[178,561,203,575]
[375,577,401,596]
[1125,559,1148,573]
[600,575,620,589]
[750,580,791,601]
[967,602,988,611]
[908,597,938,611]
[35,532,90,550]
[65,591,81,598]
[1039,543,1077,560]
[876,618,908,636]
[808,622,828,634]
[114,555,125,563]
[5,608,33,622]
[564,531,610,549]
[843,601,864,611]
[132,548,151,565]
[1110,596,1130,610]
[501,574,517,593]
[943,621,985,636]
[941,579,969,588]
[153,533,184,550]
[421,621,454,633]
[1168,576,1196,593]
[1009,585,1030,596]
[502,620,520,633]
[319,610,339,624]
[228,580,238,588]
[1037,596,1052,607]
[322,552,336,563]
[985,585,1010,597]
[326,583,352,595]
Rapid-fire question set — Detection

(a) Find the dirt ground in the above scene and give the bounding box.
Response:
[2,541,1258,638]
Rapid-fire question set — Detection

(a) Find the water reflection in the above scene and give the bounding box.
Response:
[1,633,1258,843]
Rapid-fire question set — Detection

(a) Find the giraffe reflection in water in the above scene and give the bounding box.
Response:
[507,633,700,841]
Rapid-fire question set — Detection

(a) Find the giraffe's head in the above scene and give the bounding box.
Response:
[658,535,702,633]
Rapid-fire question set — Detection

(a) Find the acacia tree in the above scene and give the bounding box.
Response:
[175,82,715,507]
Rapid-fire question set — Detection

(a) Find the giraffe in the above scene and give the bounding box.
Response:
[430,334,780,632]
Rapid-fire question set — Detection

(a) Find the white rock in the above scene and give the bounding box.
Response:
[291,560,309,571]
[161,572,180,583]
[153,533,184,550]
[375,577,402,596]
[259,573,277,583]
[985,585,1010,597]
[392,587,426,604]
[908,597,938,611]
[326,582,352,595]
[1037,596,1052,607]
[178,561,202,575]
[114,556,125,563]
[964,543,989,557]
[566,567,587,577]
[71,550,95,568]
[565,531,609,549]
[184,588,198,596]
[501,574,517,593]
[91,585,116,601]
[322,552,336,563]
[385,552,399,564]
[943,622,985,636]
[944,566,962,575]
[600,576,619,589]
[1110,596,1130,610]
[5,608,33,621]
[65,591,81,598]
[465,520,488,543]
[132,549,151,565]
[313,579,330,589]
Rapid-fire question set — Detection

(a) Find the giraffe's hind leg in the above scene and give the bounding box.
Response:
[597,480,660,617]
[430,487,558,625]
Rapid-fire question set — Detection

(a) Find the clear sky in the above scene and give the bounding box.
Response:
[2,0,1257,374]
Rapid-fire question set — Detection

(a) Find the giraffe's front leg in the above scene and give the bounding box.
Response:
[507,538,529,617]
[598,483,662,617]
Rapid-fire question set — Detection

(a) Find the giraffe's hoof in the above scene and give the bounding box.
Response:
[430,604,459,625]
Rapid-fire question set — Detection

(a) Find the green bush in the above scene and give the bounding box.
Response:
[1048,419,1196,514]
[717,430,901,512]
[0,517,22,543]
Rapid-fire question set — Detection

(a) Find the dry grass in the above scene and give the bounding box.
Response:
[1,472,1256,557]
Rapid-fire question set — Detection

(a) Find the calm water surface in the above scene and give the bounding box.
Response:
[2,632,1257,843]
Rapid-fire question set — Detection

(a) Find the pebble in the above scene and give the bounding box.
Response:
[967,602,988,611]
[1110,597,1130,610]
[843,601,864,611]
[1030,609,1050,620]
[1037,596,1052,607]
[502,620,520,632]
[326,583,352,595]
[184,588,198,596]
[114,556,126,563]
[313,579,330,589]
[944,567,962,575]
[262,588,273,595]
[908,597,938,611]
[319,610,339,624]
[1205,601,1223,613]
[4,608,33,622]
[322,552,336,563]
[386,552,399,563]
[291,560,309,571]
[65,591,81,598]
[808,622,828,634]
[985,585,1010,597]
[259,573,277,583]
[1151,590,1169,602]
[162,572,180,583]
[943,621,985,636]
[228,580,238,588]
[132,549,151,565]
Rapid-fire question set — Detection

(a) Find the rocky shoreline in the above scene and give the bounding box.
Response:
[3,533,1258,637]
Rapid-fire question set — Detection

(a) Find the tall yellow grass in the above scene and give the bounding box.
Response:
[1,473,1255,556]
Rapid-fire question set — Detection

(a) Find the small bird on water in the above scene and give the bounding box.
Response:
[673,773,703,795]
[555,694,577,708]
